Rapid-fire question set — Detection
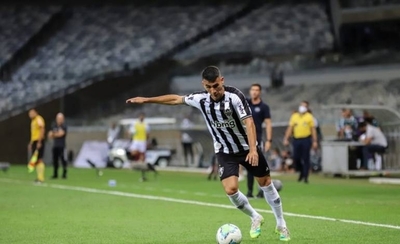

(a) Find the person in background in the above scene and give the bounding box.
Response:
[336,108,358,140]
[358,120,388,170]
[246,83,272,198]
[27,109,46,183]
[269,148,282,171]
[281,150,294,173]
[107,122,120,148]
[303,101,323,144]
[48,113,68,179]
[181,116,194,167]
[283,101,318,183]
[363,110,379,128]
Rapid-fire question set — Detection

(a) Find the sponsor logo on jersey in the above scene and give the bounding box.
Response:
[238,104,247,117]
[211,120,236,129]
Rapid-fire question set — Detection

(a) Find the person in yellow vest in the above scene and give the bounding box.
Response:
[283,101,318,183]
[129,113,150,164]
[27,109,46,183]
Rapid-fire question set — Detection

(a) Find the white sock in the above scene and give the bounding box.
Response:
[260,183,286,227]
[228,191,259,219]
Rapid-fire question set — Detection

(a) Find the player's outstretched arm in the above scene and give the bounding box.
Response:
[126,94,184,105]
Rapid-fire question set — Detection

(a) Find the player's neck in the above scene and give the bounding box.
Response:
[251,98,262,104]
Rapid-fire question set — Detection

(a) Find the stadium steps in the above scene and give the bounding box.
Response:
[0,7,72,81]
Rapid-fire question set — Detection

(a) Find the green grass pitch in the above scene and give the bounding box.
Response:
[1,166,400,244]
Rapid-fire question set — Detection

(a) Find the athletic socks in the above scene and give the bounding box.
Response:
[228,190,259,219]
[260,183,286,227]
[36,161,45,182]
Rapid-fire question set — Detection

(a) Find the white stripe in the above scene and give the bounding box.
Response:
[1,178,400,230]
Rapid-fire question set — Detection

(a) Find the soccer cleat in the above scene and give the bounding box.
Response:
[250,215,264,239]
[275,226,291,241]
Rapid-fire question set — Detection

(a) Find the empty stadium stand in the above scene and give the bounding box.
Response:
[0,4,244,115]
[174,3,334,60]
[0,6,59,66]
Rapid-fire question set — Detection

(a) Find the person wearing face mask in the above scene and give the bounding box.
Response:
[283,101,318,183]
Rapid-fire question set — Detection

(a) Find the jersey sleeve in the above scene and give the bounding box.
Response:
[231,92,252,120]
[263,104,271,119]
[309,114,315,128]
[36,116,44,127]
[289,114,296,126]
[183,92,205,109]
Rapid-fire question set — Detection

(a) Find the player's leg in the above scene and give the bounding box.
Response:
[251,149,290,241]
[60,147,68,179]
[51,147,59,179]
[36,141,45,183]
[218,153,263,239]
[302,138,312,183]
[246,170,254,198]
[292,139,303,182]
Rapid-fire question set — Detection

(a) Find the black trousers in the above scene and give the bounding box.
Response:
[182,142,194,166]
[52,147,67,177]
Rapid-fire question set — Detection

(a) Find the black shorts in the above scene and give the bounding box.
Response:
[216,148,270,180]
[31,140,45,160]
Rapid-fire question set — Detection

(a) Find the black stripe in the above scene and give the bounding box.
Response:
[225,86,251,115]
[210,101,234,154]
[230,98,248,144]
[221,101,245,152]
[199,99,223,153]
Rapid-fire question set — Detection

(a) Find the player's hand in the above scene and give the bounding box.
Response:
[126,97,147,104]
[312,141,318,150]
[264,141,271,152]
[36,141,42,149]
[283,138,289,146]
[246,150,259,166]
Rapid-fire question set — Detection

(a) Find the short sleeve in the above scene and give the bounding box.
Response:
[36,117,44,127]
[183,92,206,109]
[231,92,252,120]
[309,114,315,127]
[289,114,296,126]
[263,104,271,119]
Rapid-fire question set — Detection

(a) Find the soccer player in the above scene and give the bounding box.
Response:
[48,113,68,179]
[126,66,290,241]
[28,109,46,183]
[129,113,155,181]
[246,83,272,198]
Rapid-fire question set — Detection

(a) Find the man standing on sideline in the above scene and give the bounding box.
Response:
[246,83,272,198]
[181,116,194,166]
[126,66,290,241]
[107,121,120,148]
[283,101,318,183]
[48,113,68,179]
[27,109,46,183]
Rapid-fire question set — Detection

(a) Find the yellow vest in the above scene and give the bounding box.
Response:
[31,115,45,142]
[133,122,148,141]
[289,112,314,139]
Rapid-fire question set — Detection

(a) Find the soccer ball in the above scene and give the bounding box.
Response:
[273,179,283,192]
[216,224,242,244]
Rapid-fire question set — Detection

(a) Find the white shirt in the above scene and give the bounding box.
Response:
[366,125,387,147]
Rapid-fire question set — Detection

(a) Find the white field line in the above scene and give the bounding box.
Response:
[1,178,400,230]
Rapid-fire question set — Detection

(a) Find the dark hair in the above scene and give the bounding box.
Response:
[358,121,367,128]
[201,66,220,82]
[302,100,309,106]
[251,83,262,90]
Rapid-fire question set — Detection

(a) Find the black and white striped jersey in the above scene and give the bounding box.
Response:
[184,86,252,154]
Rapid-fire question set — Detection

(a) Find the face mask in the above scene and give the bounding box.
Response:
[298,105,307,114]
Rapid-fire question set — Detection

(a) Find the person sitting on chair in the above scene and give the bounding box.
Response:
[358,119,388,170]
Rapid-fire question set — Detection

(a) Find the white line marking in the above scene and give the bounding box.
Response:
[1,178,400,230]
